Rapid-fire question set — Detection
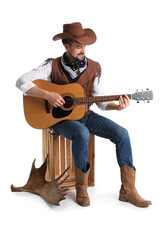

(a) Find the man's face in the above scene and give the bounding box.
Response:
[64,41,86,62]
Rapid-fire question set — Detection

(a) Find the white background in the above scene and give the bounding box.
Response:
[1,0,160,239]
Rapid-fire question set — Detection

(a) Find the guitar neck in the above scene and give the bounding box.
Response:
[74,94,132,105]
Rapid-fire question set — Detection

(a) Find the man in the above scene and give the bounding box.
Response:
[16,22,151,207]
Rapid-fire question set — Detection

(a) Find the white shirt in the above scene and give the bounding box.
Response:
[16,60,109,110]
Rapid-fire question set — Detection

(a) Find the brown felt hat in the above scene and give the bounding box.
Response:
[53,22,97,45]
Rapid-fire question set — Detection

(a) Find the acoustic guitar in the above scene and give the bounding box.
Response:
[23,79,153,129]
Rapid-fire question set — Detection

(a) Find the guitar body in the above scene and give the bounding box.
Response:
[23,79,153,129]
[23,80,85,129]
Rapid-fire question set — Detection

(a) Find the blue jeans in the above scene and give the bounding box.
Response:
[52,111,134,172]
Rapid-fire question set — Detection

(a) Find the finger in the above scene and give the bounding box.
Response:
[119,96,125,107]
[61,99,65,104]
[119,96,122,104]
[58,97,65,104]
[55,102,61,107]
[123,95,130,106]
[123,97,128,106]
[58,95,65,104]
[123,95,130,102]
[57,99,65,106]
[124,94,130,100]
[61,98,65,104]
[53,100,61,107]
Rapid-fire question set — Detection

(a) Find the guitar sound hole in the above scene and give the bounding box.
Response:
[63,96,73,109]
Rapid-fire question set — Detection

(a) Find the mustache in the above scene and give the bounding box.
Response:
[78,53,85,56]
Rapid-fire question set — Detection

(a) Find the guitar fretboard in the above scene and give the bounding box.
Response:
[73,94,132,105]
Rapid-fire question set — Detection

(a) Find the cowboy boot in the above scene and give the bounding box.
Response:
[119,165,152,207]
[75,163,90,207]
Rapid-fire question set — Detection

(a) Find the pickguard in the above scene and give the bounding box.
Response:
[52,107,72,118]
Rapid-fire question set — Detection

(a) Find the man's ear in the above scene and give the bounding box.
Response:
[63,43,69,51]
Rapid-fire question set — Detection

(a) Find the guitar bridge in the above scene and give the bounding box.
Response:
[45,100,50,113]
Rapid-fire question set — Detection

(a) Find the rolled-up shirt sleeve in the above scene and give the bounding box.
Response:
[16,60,52,94]
[93,77,111,111]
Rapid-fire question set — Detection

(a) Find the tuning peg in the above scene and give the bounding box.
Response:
[137,101,140,103]
[147,100,150,103]
[146,88,149,91]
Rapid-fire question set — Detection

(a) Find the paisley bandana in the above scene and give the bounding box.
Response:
[61,52,88,79]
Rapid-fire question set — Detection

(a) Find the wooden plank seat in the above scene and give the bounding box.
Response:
[42,128,95,190]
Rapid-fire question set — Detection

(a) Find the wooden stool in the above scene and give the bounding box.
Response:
[42,129,95,190]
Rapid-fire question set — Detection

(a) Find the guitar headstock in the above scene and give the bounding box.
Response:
[132,89,153,103]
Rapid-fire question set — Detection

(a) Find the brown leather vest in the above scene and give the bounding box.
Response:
[49,56,101,115]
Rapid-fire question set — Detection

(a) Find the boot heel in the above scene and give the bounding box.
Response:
[119,196,127,202]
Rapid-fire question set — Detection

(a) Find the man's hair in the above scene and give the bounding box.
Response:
[62,39,73,46]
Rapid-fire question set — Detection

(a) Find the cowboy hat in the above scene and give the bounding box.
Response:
[52,22,96,45]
